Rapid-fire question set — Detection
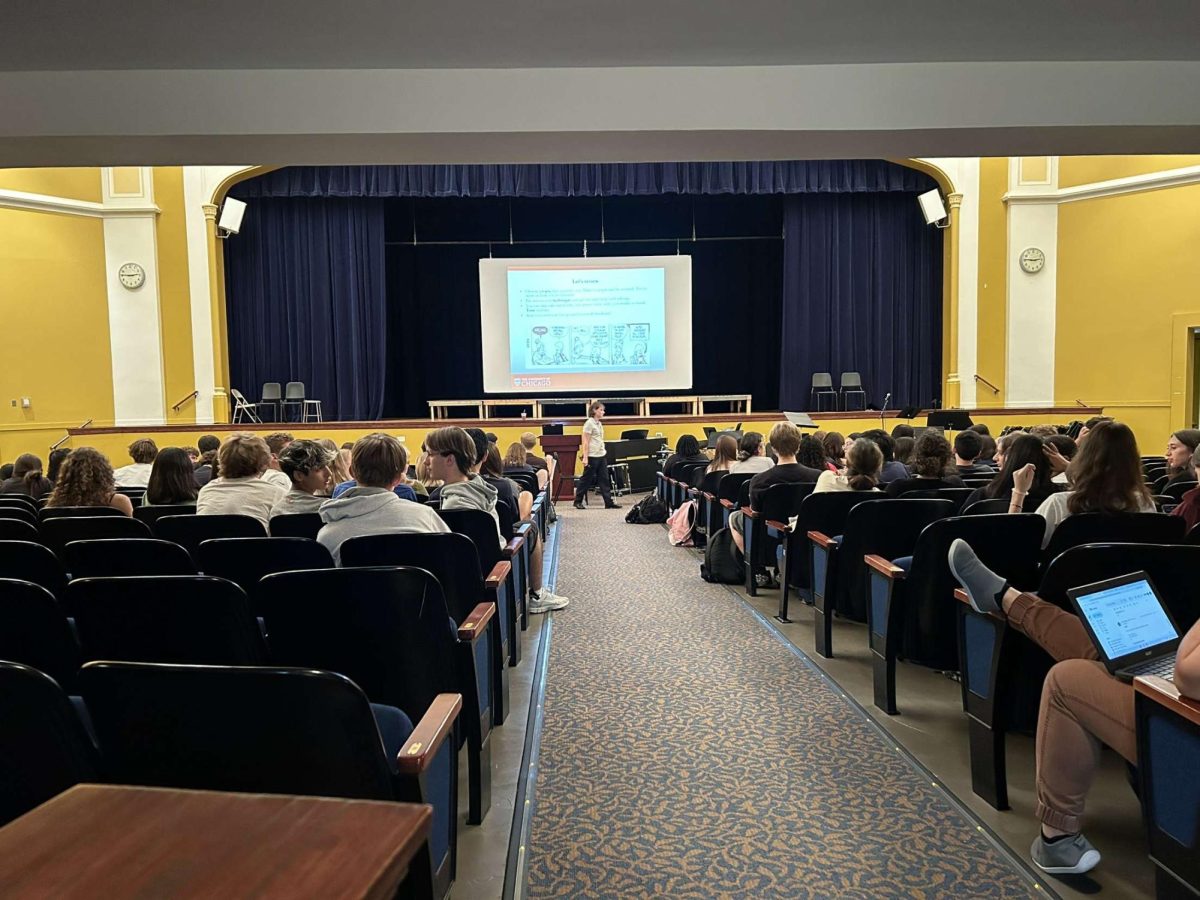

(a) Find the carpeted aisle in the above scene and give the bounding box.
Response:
[524,506,1044,899]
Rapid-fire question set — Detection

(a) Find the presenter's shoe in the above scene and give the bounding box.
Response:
[573,500,586,510]
[529,590,569,614]
[604,502,622,509]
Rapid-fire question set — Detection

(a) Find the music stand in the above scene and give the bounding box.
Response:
[926,410,974,430]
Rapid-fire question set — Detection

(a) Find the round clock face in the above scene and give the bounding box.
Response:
[118,262,145,290]
[1019,247,1046,274]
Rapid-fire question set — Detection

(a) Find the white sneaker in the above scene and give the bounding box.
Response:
[529,590,569,613]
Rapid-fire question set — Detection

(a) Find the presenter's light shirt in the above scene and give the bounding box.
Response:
[583,417,606,458]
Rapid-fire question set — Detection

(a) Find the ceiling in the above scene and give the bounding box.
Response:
[4,0,1200,71]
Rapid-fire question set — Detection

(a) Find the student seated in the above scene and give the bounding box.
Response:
[480,440,528,519]
[520,431,549,473]
[822,431,846,469]
[1007,420,1155,546]
[706,434,738,474]
[504,441,547,492]
[46,448,71,487]
[961,433,1063,512]
[1163,428,1200,488]
[813,438,883,493]
[953,430,993,478]
[46,447,134,516]
[885,432,965,496]
[794,435,829,473]
[414,450,443,494]
[977,434,998,467]
[330,434,418,502]
[860,429,909,483]
[950,540,1200,876]
[261,432,296,491]
[144,447,199,506]
[113,438,158,488]
[729,421,821,556]
[196,433,287,527]
[894,436,915,467]
[966,423,991,437]
[271,440,334,515]
[661,435,709,479]
[0,453,52,500]
[729,432,774,474]
[890,423,915,440]
[1042,434,1078,484]
[317,433,449,565]
[193,435,220,487]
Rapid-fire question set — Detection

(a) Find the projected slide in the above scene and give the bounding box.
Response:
[507,266,666,375]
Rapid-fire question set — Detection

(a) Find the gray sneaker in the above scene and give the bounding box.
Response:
[1030,832,1101,875]
[529,590,569,614]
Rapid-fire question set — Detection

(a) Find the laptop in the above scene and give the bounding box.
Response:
[1067,571,1181,683]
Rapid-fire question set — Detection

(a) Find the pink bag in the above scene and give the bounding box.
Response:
[667,500,698,547]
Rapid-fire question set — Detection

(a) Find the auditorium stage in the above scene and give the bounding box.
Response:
[60,406,1102,462]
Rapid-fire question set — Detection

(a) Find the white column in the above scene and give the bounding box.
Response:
[183,168,216,424]
[1004,157,1059,407]
[101,167,166,426]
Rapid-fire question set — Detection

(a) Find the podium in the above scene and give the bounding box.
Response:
[540,435,581,501]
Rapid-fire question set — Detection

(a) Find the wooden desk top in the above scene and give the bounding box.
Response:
[1135,674,1200,727]
[0,784,431,900]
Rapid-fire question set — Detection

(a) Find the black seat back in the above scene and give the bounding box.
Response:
[0,541,68,600]
[438,509,504,572]
[696,471,725,497]
[155,514,266,558]
[1041,512,1185,568]
[0,661,97,826]
[39,505,125,521]
[0,579,81,691]
[0,519,39,542]
[341,533,484,623]
[507,472,538,495]
[69,575,265,664]
[258,567,461,722]
[677,462,708,489]
[40,516,151,557]
[962,498,1010,516]
[900,487,976,514]
[786,492,880,593]
[0,495,38,513]
[196,537,333,596]
[758,482,815,523]
[80,661,395,800]
[716,473,753,506]
[0,506,37,528]
[835,499,954,620]
[63,538,195,579]
[1162,480,1198,502]
[132,504,196,528]
[268,513,324,540]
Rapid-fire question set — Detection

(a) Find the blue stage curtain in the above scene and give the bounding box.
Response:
[229,160,931,199]
[777,193,943,412]
[224,197,387,421]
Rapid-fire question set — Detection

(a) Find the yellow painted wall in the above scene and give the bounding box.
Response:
[975,157,1008,408]
[153,167,196,423]
[0,208,114,461]
[1059,156,1200,189]
[1055,180,1200,450]
[0,168,102,203]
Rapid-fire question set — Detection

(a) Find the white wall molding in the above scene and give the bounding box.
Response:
[1004,163,1200,205]
[0,188,159,218]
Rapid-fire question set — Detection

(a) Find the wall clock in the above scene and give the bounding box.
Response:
[118,262,146,290]
[1019,247,1046,274]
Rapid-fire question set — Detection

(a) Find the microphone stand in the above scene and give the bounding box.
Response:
[880,393,891,431]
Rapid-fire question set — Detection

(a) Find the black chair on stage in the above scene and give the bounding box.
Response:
[809,498,954,658]
[268,512,324,540]
[0,661,97,827]
[957,542,1200,811]
[39,505,125,521]
[1039,512,1185,574]
[40,516,151,557]
[196,537,333,600]
[839,371,866,410]
[776,491,877,623]
[864,514,1043,715]
[80,661,460,898]
[0,579,83,693]
[0,519,40,542]
[741,482,814,597]
[69,575,266,664]
[63,538,196,580]
[341,533,509,729]
[810,372,837,411]
[133,504,196,529]
[258,565,487,834]
[0,540,69,602]
[154,514,266,558]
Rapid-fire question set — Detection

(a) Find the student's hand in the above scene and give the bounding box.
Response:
[1013,463,1037,494]
[1043,443,1069,474]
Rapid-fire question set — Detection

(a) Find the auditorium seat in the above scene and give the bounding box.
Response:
[1161,480,1198,502]
[0,519,40,542]
[196,537,333,602]
[900,487,976,514]
[154,514,266,559]
[776,492,876,623]
[132,504,196,529]
[0,505,37,528]
[0,661,98,827]
[340,533,508,731]
[1039,512,1185,574]
[0,579,82,692]
[715,473,753,530]
[63,538,196,580]
[0,541,69,602]
[809,498,953,658]
[741,482,814,597]
[69,575,266,664]
[961,498,1010,516]
[692,470,727,546]
[863,514,1043,715]
[268,512,323,540]
[39,506,125,521]
[79,661,460,898]
[256,565,487,834]
[0,495,38,514]
[40,516,151,557]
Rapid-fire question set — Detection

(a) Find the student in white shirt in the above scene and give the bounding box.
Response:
[729,432,775,474]
[573,401,619,509]
[261,431,296,491]
[113,438,158,488]
[196,433,287,527]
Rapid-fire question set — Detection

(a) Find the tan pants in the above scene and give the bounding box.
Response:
[1008,593,1137,833]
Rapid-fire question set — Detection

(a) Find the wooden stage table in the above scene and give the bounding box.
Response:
[0,784,432,899]
[430,394,752,420]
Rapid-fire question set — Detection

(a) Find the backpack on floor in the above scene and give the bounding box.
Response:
[666,500,698,547]
[700,527,744,584]
[625,494,669,524]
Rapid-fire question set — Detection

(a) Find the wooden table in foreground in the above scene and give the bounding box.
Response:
[0,784,432,900]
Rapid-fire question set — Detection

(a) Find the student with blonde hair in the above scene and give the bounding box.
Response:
[195,433,286,526]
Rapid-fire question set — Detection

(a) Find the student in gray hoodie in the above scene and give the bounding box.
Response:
[317,433,448,566]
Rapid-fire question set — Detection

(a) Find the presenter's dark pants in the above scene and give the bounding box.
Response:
[575,456,612,506]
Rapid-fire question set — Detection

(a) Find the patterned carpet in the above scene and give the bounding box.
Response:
[524,505,1044,899]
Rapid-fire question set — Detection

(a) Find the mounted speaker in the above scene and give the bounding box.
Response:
[917,189,948,226]
[218,197,247,235]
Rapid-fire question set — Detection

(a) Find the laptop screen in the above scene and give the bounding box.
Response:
[1075,577,1179,660]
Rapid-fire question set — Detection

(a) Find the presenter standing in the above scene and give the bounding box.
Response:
[574,401,620,509]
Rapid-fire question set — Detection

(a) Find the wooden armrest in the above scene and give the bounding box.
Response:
[397,693,462,775]
[765,520,793,533]
[742,506,760,518]
[1135,675,1200,727]
[702,492,717,501]
[807,530,837,549]
[458,602,496,641]
[720,499,735,509]
[502,536,523,558]
[954,588,1004,621]
[485,560,512,591]
[865,554,906,580]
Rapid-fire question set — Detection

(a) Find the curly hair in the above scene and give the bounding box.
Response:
[47,447,116,508]
[909,431,953,478]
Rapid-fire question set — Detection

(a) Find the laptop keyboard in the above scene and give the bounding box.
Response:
[1125,657,1176,682]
